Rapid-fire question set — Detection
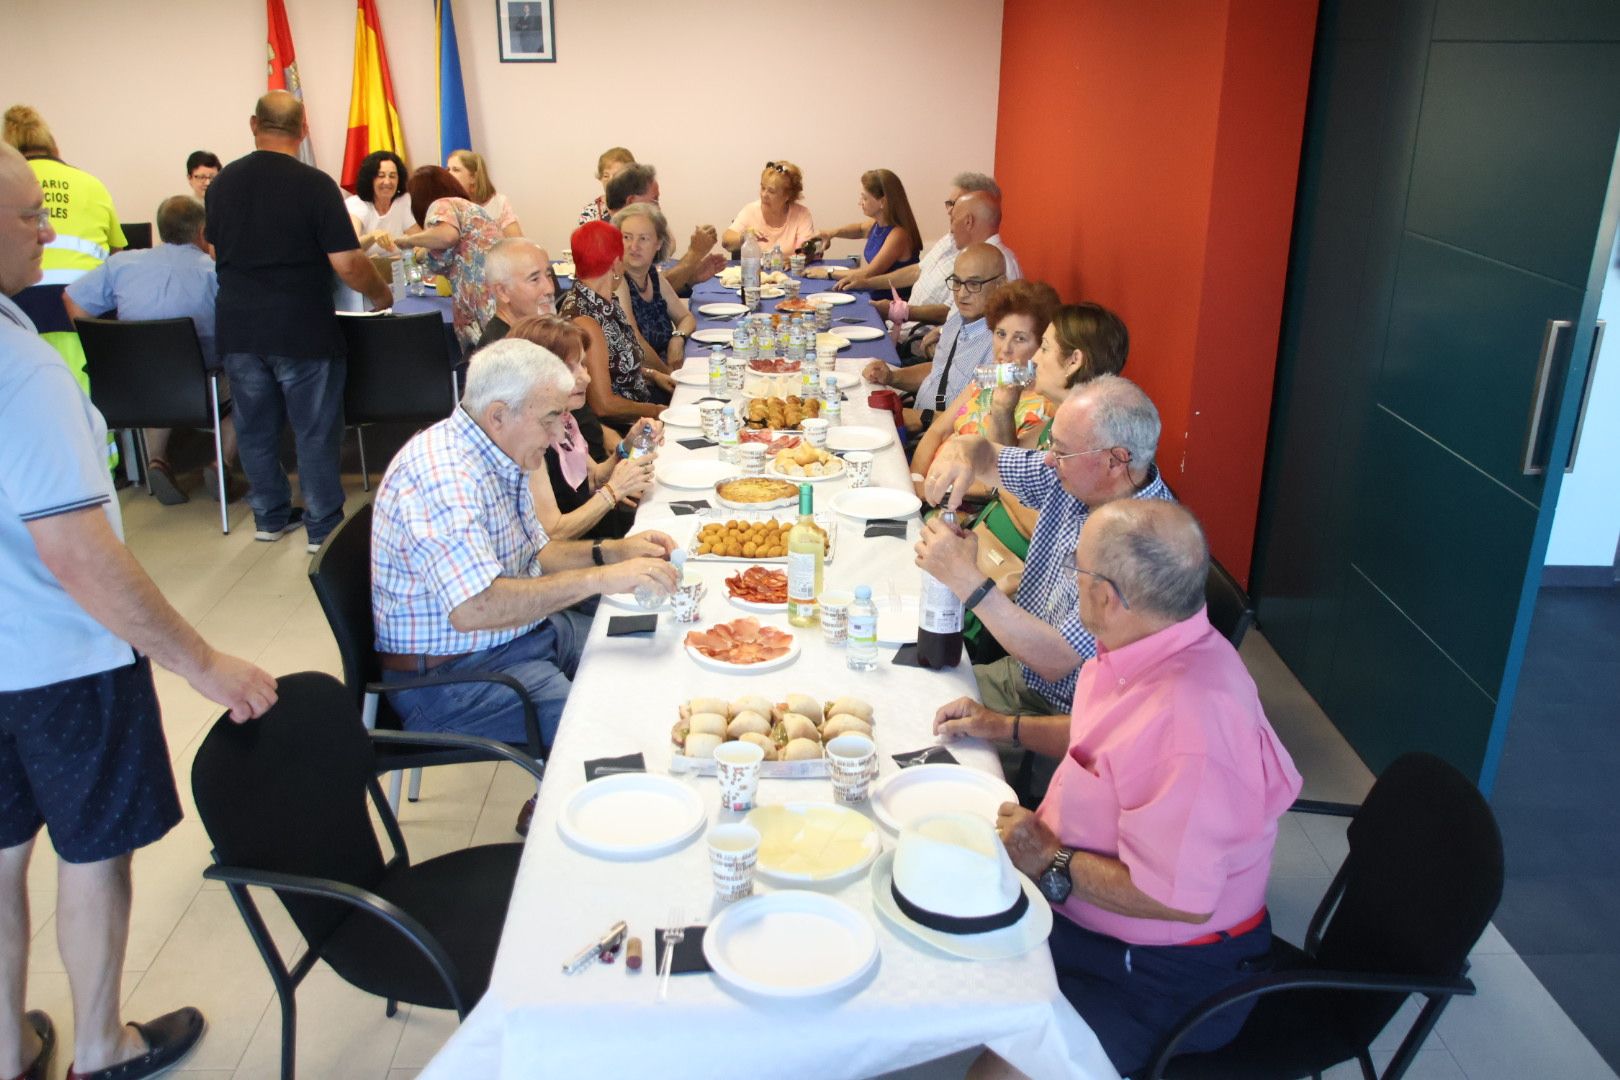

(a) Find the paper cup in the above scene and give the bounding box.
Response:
[670,574,704,623]
[801,418,830,448]
[820,590,852,646]
[698,399,727,440]
[844,451,874,488]
[739,443,766,474]
[708,822,760,901]
[826,733,877,804]
[715,740,765,812]
[726,357,748,393]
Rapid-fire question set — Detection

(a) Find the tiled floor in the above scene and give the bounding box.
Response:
[13,480,1616,1079]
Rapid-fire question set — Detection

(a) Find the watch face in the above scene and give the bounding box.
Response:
[1038,866,1071,904]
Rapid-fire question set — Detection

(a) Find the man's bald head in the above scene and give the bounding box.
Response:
[0,142,31,188]
[0,143,50,297]
[253,91,305,139]
[950,242,1007,321]
[1082,500,1208,622]
[950,190,1002,247]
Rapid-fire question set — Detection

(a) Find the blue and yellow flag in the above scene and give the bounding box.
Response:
[437,0,473,162]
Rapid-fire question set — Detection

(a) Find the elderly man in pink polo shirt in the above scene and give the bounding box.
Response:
[936,499,1302,1077]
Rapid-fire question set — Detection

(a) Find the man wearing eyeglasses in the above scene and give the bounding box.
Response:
[0,142,277,1080]
[370,338,678,832]
[602,163,724,294]
[917,375,1174,726]
[937,500,1301,1078]
[863,243,1006,429]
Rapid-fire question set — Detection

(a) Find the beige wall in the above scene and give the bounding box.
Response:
[0,0,1003,257]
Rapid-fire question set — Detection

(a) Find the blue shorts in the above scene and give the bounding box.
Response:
[0,657,183,864]
[1050,912,1273,1076]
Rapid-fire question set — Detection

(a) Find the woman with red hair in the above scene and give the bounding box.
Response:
[558,220,670,423]
[391,164,504,350]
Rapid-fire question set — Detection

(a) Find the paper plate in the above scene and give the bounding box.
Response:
[671,363,714,387]
[692,328,734,345]
[832,325,885,342]
[556,774,706,859]
[684,633,800,675]
[870,852,1050,961]
[551,261,576,278]
[875,594,920,645]
[815,333,853,352]
[745,803,881,884]
[808,290,857,306]
[699,301,748,317]
[825,425,894,452]
[660,403,704,428]
[656,458,734,490]
[600,589,669,612]
[727,592,787,614]
[871,764,1020,833]
[831,488,922,521]
[820,370,861,390]
[704,891,879,997]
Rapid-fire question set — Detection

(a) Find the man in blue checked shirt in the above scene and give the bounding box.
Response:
[916,376,1174,777]
[371,339,678,830]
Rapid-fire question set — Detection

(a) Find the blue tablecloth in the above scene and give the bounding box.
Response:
[684,264,899,368]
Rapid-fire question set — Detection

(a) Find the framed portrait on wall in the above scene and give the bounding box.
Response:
[497,0,555,62]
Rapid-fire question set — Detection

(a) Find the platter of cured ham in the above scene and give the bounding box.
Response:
[684,617,799,674]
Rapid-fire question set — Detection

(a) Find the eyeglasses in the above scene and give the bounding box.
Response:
[189,172,217,183]
[944,198,957,212]
[14,207,50,232]
[1059,555,1131,610]
[1048,445,1129,465]
[764,161,790,174]
[945,273,1004,294]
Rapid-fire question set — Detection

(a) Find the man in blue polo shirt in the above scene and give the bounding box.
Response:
[65,194,243,505]
[0,144,277,1080]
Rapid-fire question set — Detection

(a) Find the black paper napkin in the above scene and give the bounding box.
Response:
[676,437,716,450]
[864,519,910,539]
[605,614,658,636]
[583,752,647,781]
[669,499,712,515]
[892,745,959,768]
[654,926,711,974]
[891,643,923,667]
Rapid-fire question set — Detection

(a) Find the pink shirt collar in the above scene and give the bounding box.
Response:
[1091,607,1215,686]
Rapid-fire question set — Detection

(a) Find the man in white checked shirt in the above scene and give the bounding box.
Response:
[371,340,677,809]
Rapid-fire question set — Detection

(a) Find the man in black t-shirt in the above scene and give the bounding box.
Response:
[207,92,391,552]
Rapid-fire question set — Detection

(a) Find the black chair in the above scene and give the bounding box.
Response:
[1206,557,1256,648]
[191,671,534,1080]
[120,222,153,250]
[338,312,460,490]
[307,498,545,809]
[75,316,231,533]
[1142,752,1504,1080]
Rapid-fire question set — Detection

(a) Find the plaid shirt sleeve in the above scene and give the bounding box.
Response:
[402,468,507,616]
[997,446,1058,507]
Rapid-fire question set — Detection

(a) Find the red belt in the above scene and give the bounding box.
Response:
[1179,907,1267,947]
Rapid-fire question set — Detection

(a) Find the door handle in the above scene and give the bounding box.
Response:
[1565,319,1607,474]
[1522,319,1571,477]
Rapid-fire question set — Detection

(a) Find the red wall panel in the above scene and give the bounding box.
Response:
[995,0,1317,582]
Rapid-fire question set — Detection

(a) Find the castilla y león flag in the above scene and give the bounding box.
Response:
[340,0,407,193]
[266,0,316,165]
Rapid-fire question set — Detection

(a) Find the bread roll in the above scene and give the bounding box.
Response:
[774,713,819,745]
[822,714,874,740]
[683,732,723,759]
[825,696,873,721]
[688,713,728,739]
[781,693,824,723]
[687,697,731,718]
[781,737,823,761]
[738,731,777,760]
[731,694,774,720]
[727,712,771,738]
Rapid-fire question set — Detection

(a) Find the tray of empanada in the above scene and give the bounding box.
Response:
[669,692,875,777]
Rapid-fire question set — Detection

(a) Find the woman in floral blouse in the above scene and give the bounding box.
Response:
[394,165,505,351]
[559,220,670,423]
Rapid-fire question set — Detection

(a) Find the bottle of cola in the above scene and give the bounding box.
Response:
[917,510,965,669]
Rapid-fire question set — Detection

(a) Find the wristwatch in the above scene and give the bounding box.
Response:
[964,576,997,611]
[1038,847,1074,904]
[591,539,606,566]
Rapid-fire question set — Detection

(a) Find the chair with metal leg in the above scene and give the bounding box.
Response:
[1205,557,1256,648]
[338,312,461,491]
[75,315,231,533]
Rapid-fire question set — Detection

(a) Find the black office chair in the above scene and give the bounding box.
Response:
[120,222,153,250]
[1206,557,1256,648]
[307,498,546,809]
[1142,752,1503,1080]
[75,316,231,533]
[338,312,460,490]
[191,671,533,1080]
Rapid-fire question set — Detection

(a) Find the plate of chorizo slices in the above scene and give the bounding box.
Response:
[726,566,788,612]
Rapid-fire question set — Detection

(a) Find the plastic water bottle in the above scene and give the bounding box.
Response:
[823,377,842,424]
[731,322,751,361]
[389,257,406,303]
[786,318,806,363]
[846,586,879,671]
[635,548,681,610]
[628,423,658,459]
[975,362,1036,390]
[768,245,784,273]
[718,405,740,464]
[708,345,727,397]
[741,231,762,309]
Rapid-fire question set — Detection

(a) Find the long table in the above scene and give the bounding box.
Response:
[419,277,1116,1080]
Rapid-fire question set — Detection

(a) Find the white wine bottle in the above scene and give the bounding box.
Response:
[786,483,824,628]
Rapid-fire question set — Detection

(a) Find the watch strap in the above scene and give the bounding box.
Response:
[591,539,605,566]
[963,576,997,611]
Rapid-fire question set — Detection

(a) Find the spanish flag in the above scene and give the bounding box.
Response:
[340,0,406,193]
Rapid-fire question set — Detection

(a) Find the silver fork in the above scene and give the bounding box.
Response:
[657,908,684,1003]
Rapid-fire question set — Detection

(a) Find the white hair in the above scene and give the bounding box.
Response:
[1075,374,1160,467]
[951,172,1001,200]
[462,338,572,414]
[485,237,546,287]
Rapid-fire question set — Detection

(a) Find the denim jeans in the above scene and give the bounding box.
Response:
[380,608,593,748]
[222,352,346,540]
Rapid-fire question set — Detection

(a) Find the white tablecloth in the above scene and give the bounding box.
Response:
[420,349,1117,1080]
